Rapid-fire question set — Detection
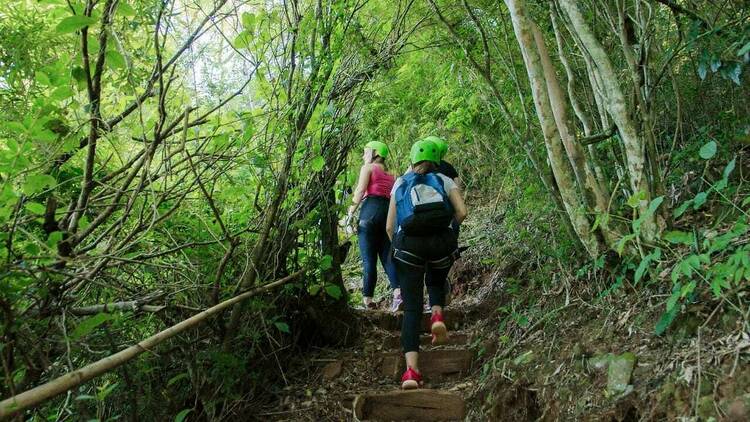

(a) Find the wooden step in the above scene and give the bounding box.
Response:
[353,389,465,421]
[378,349,473,381]
[383,332,470,349]
[365,309,467,332]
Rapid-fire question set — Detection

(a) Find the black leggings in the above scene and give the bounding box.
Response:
[397,262,449,353]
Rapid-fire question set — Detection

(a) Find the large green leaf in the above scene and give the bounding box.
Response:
[106,50,126,69]
[655,305,679,335]
[174,409,192,422]
[311,156,325,172]
[71,313,115,340]
[56,15,97,34]
[699,141,717,160]
[22,174,56,195]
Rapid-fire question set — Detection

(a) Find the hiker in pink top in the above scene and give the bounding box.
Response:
[346,141,401,311]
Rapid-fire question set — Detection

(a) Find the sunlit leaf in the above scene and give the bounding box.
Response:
[22,174,56,195]
[106,50,126,69]
[56,15,97,34]
[699,141,716,159]
[311,156,325,172]
[24,202,46,215]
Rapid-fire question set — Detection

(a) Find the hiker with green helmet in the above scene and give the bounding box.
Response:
[346,141,401,311]
[423,136,461,190]
[385,139,468,389]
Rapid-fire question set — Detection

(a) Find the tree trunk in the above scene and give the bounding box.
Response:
[559,0,659,242]
[505,0,602,258]
[550,7,609,192]
[532,22,620,248]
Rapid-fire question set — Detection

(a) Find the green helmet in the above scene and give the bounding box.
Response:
[365,141,389,158]
[410,139,440,164]
[423,136,448,159]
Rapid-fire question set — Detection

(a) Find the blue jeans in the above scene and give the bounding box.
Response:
[358,197,399,296]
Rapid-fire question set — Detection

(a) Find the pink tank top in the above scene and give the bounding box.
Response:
[365,165,395,199]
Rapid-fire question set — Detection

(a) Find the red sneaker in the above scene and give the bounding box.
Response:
[430,312,448,345]
[400,367,423,390]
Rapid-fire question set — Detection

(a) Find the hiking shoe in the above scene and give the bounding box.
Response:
[400,367,423,390]
[390,290,404,313]
[430,312,448,345]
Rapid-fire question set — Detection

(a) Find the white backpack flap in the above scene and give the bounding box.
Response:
[410,183,445,212]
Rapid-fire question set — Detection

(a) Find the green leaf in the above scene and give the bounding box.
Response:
[626,190,647,208]
[666,283,681,311]
[710,57,722,72]
[722,62,742,86]
[663,230,692,245]
[739,41,750,56]
[241,12,256,32]
[655,305,679,335]
[174,409,192,422]
[56,15,97,34]
[24,202,46,215]
[634,248,660,285]
[50,86,74,101]
[274,321,290,333]
[47,231,64,249]
[693,192,708,209]
[118,2,137,17]
[233,30,252,49]
[35,71,51,86]
[697,62,708,80]
[647,196,664,215]
[106,50,126,69]
[310,156,325,172]
[699,141,717,159]
[167,373,190,387]
[319,254,333,271]
[324,284,342,300]
[22,174,56,195]
[723,158,736,180]
[615,234,635,255]
[674,200,693,218]
[71,313,114,340]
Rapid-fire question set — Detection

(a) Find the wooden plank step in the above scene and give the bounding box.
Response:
[383,332,470,349]
[353,389,465,421]
[364,309,467,332]
[378,349,473,381]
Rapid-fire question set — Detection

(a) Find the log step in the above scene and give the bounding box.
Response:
[353,389,465,421]
[364,310,467,332]
[382,332,470,350]
[378,349,473,381]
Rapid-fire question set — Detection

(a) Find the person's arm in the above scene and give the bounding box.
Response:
[386,196,397,240]
[347,164,371,216]
[448,187,467,224]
